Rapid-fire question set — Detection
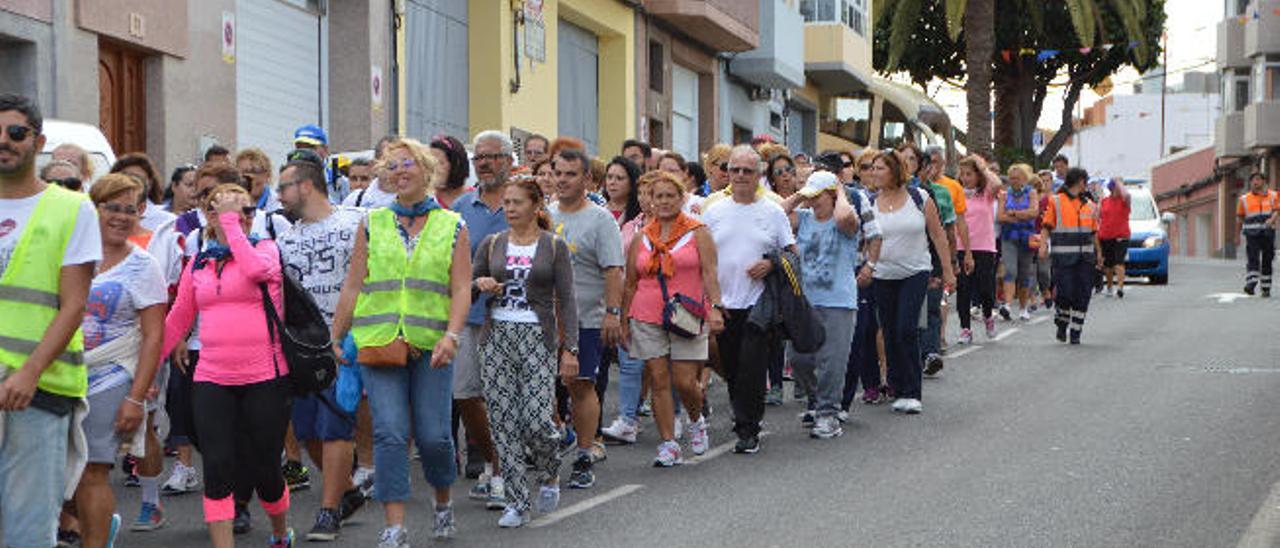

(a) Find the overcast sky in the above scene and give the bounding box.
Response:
[910,0,1221,133]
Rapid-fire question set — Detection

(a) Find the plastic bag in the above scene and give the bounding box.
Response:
[335,334,363,413]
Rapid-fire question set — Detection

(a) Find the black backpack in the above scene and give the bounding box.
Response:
[259,275,338,396]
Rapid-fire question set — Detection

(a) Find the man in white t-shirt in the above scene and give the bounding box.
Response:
[0,93,102,548]
[702,145,795,455]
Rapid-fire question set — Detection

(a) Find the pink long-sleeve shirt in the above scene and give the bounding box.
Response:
[163,211,286,385]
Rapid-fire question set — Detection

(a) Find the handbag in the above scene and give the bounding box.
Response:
[657,268,706,338]
[356,336,422,368]
[259,276,338,396]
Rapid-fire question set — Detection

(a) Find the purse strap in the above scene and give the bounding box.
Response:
[259,283,284,381]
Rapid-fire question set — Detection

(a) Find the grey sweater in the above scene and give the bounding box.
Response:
[473,231,578,353]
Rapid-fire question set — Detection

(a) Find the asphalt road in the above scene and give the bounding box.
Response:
[112,258,1280,548]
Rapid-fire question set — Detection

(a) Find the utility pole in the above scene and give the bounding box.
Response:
[1159,31,1168,158]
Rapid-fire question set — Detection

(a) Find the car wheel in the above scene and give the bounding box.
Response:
[1149,274,1168,285]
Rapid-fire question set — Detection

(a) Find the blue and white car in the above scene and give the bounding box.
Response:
[1122,184,1173,285]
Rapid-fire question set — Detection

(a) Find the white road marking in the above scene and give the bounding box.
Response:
[993,328,1020,341]
[1029,315,1050,325]
[1206,292,1249,304]
[529,484,644,528]
[947,345,983,359]
[1236,475,1280,548]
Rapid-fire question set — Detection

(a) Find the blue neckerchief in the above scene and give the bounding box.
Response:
[390,197,441,218]
[193,235,262,270]
[256,187,272,210]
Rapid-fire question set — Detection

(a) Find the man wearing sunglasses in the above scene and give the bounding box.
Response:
[0,93,102,547]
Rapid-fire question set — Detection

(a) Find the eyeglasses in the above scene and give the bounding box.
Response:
[385,159,416,172]
[277,179,299,191]
[472,153,509,163]
[772,166,796,177]
[49,177,82,191]
[842,161,854,168]
[241,167,268,176]
[98,202,140,216]
[727,166,757,176]
[2,124,34,142]
[859,163,873,170]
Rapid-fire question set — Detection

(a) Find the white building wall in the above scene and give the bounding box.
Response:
[1068,93,1220,180]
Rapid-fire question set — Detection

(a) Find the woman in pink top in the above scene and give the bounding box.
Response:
[620,171,724,467]
[162,183,293,548]
[955,155,1002,343]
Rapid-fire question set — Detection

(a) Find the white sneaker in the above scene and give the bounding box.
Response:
[486,476,506,510]
[536,485,560,514]
[161,463,199,495]
[673,416,684,440]
[1018,309,1032,322]
[600,416,638,444]
[688,417,709,456]
[497,505,529,528]
[653,441,683,468]
[810,416,843,439]
[894,398,923,414]
[836,410,850,423]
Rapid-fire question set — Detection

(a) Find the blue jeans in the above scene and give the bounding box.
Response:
[919,285,943,358]
[874,272,929,400]
[362,353,457,501]
[0,405,70,547]
[615,348,644,419]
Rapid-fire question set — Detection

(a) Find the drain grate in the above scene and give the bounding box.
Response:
[1155,359,1280,374]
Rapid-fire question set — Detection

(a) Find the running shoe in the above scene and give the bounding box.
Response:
[567,454,595,489]
[765,386,784,406]
[923,353,944,376]
[998,303,1012,321]
[600,416,639,444]
[558,424,577,456]
[1056,323,1068,343]
[653,441,683,467]
[376,526,409,548]
[958,328,973,345]
[1070,332,1081,345]
[733,435,760,454]
[799,410,815,429]
[56,529,79,548]
[860,386,881,405]
[121,455,139,487]
[352,467,375,499]
[486,475,507,511]
[985,316,997,339]
[1104,287,1114,297]
[130,502,166,532]
[106,513,121,548]
[836,410,850,423]
[589,440,608,463]
[1245,282,1257,295]
[892,398,923,414]
[689,417,709,456]
[782,365,794,381]
[537,485,561,514]
[432,505,456,539]
[637,399,653,417]
[305,508,341,542]
[1117,288,1126,299]
[1028,302,1039,313]
[810,416,843,439]
[880,384,896,401]
[161,462,200,495]
[338,487,367,523]
[1018,309,1032,322]
[282,460,311,492]
[233,503,252,535]
[498,506,530,528]
[468,474,491,500]
[269,528,295,548]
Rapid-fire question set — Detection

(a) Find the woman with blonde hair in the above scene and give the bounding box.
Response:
[331,137,472,545]
[997,163,1041,320]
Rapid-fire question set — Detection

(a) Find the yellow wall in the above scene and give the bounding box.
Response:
[803,23,872,75]
[469,0,635,150]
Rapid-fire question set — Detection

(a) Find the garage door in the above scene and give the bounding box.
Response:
[671,64,699,160]
[406,0,468,141]
[558,20,598,154]
[236,0,325,166]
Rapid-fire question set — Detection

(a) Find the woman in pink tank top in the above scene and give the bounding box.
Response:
[621,172,724,467]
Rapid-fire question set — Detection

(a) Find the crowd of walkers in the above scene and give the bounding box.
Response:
[0,92,1135,547]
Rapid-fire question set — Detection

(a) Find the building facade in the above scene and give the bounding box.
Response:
[1216,0,1280,188]
[1152,145,1231,258]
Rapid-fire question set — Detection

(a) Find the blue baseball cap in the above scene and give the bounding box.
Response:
[293,124,328,146]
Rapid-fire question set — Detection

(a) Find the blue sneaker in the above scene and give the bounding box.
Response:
[558,425,576,456]
[269,527,295,548]
[130,502,166,531]
[106,514,121,548]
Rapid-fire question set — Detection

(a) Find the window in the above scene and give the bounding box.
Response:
[649,118,665,148]
[1254,55,1280,102]
[802,0,866,34]
[1226,0,1250,17]
[1226,69,1250,111]
[821,95,871,145]
[648,40,664,93]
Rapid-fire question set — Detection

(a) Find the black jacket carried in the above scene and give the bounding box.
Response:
[747,248,826,353]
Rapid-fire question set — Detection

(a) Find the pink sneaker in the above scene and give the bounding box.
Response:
[985,316,997,339]
[958,328,973,344]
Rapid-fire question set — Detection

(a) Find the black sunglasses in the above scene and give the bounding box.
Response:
[2,124,34,142]
[49,177,82,191]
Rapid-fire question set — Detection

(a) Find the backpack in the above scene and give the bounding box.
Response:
[260,274,339,396]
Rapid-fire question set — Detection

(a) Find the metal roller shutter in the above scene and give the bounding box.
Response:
[235,0,324,166]
[558,20,598,154]
[406,0,468,141]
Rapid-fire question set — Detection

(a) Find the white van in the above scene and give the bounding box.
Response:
[35,120,116,186]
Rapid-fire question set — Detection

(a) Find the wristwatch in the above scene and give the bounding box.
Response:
[711,303,726,312]
[605,306,623,316]
[564,345,580,356]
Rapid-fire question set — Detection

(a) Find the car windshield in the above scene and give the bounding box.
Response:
[1129,191,1157,221]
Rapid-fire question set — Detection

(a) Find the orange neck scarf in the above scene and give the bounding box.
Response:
[642,213,704,277]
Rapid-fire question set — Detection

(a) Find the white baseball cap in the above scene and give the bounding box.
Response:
[797,171,840,198]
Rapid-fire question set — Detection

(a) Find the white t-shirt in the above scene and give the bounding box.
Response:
[145,217,186,286]
[703,197,795,309]
[492,241,539,323]
[0,188,102,278]
[276,206,364,325]
[84,246,167,395]
[140,202,176,234]
[874,188,933,280]
[342,182,398,210]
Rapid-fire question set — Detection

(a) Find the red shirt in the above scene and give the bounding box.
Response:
[1097,195,1131,240]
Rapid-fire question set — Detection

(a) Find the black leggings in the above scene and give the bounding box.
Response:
[957,250,998,329]
[192,378,292,509]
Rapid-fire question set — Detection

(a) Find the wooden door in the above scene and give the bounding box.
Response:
[98,40,147,154]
